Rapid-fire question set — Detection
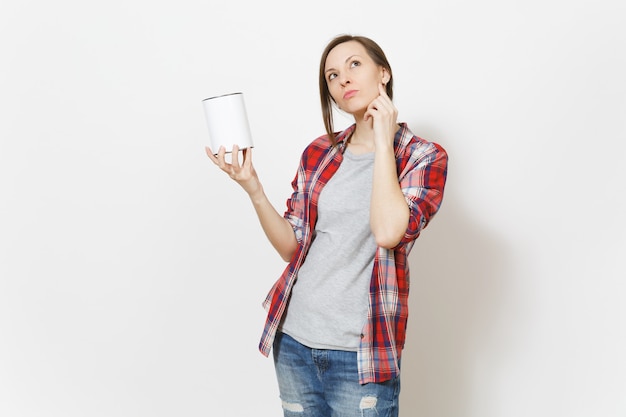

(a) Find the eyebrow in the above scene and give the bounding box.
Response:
[325,54,362,74]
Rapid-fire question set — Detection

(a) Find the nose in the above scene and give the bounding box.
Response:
[338,73,351,86]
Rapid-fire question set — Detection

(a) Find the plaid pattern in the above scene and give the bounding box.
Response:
[259,122,448,384]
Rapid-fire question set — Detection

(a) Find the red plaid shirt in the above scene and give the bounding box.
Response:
[259,122,448,384]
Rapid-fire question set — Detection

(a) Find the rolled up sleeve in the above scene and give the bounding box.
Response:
[399,142,448,245]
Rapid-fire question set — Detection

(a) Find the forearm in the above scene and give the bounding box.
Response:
[248,185,298,262]
[370,145,409,248]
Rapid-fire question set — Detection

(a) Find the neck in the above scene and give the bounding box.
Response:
[347,125,375,154]
[349,119,374,145]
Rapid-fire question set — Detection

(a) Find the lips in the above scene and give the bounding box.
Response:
[343,90,358,99]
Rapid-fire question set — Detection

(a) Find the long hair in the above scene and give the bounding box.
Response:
[318,35,394,146]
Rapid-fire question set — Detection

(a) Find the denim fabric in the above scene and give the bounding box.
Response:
[272,332,400,417]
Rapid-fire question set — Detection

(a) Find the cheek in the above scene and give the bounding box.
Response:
[328,84,342,102]
[364,83,381,100]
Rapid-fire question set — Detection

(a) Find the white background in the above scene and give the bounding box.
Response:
[1,0,625,416]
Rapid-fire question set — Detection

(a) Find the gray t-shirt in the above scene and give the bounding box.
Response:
[280,148,377,351]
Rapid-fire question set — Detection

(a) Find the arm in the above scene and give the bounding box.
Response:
[366,83,410,248]
[397,143,448,245]
[206,145,298,261]
[370,144,410,248]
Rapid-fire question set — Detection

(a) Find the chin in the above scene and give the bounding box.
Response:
[341,103,367,116]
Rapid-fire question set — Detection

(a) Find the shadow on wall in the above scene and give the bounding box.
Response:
[399,184,512,416]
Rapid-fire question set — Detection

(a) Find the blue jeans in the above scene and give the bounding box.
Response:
[272,332,400,417]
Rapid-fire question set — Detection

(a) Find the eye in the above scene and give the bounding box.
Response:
[350,60,361,68]
[328,73,337,81]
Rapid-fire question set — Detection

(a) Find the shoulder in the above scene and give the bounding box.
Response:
[396,123,448,163]
[307,133,333,151]
[299,125,354,167]
[299,134,332,167]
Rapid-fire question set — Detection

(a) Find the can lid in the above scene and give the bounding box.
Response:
[202,92,243,101]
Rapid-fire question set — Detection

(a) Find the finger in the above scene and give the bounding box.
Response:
[216,146,227,168]
[379,82,386,95]
[231,145,241,169]
[205,147,218,163]
[376,97,394,115]
[372,90,396,118]
[379,84,396,108]
[364,96,380,121]
[379,83,393,105]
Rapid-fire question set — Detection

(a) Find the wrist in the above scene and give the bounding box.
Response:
[374,140,395,154]
[247,183,266,205]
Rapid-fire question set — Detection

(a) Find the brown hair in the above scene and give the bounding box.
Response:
[318,34,394,146]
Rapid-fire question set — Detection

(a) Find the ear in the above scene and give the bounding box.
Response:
[381,68,389,84]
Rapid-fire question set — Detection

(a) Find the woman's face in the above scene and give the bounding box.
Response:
[324,40,386,116]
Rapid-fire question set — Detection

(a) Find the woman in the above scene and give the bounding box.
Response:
[206,34,448,417]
